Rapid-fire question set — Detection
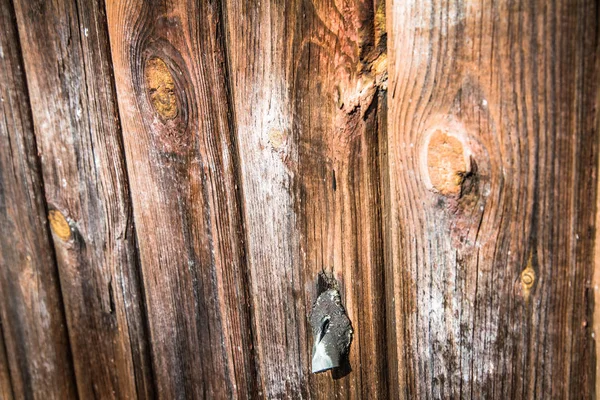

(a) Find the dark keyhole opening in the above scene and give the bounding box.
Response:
[318,317,330,343]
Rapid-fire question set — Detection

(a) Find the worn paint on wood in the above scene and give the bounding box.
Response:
[387,0,599,398]
[0,0,77,398]
[11,0,154,397]
[106,0,257,397]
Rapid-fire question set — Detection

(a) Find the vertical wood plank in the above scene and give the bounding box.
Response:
[0,322,14,400]
[12,0,154,397]
[220,1,304,395]
[0,0,77,398]
[223,0,389,397]
[105,1,257,397]
[293,2,389,396]
[594,61,600,400]
[387,0,599,398]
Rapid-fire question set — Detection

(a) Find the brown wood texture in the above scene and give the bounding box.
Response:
[596,90,600,400]
[105,0,257,397]
[11,0,154,398]
[222,0,389,397]
[0,324,13,400]
[2,0,600,398]
[595,47,600,398]
[387,0,600,399]
[0,0,77,398]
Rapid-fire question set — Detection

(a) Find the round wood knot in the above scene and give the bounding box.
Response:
[521,267,535,291]
[268,129,287,150]
[48,210,71,241]
[145,57,178,120]
[426,130,469,196]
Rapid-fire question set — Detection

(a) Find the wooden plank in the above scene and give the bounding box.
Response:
[11,0,154,398]
[222,0,389,397]
[0,0,77,398]
[105,1,257,397]
[0,322,14,400]
[387,0,599,398]
[219,1,304,395]
[594,64,600,400]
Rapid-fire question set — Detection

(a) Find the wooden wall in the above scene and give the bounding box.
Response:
[0,0,598,399]
[387,1,599,398]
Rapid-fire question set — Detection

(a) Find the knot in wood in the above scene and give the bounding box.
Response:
[268,129,287,150]
[426,130,469,196]
[48,209,71,241]
[521,267,535,289]
[145,57,178,120]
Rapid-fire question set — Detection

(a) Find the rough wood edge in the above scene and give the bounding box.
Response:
[594,58,600,400]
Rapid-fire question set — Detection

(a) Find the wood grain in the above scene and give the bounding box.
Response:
[220,1,305,395]
[595,48,600,400]
[11,0,154,397]
[3,0,599,398]
[291,2,388,396]
[0,0,77,398]
[0,322,13,400]
[105,0,257,397]
[387,0,599,398]
[222,0,388,397]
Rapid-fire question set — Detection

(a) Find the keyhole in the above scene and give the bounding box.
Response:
[318,317,330,343]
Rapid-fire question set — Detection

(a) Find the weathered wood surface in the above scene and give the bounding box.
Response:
[11,0,154,397]
[0,1,77,398]
[223,0,389,397]
[1,0,599,398]
[387,0,599,398]
[106,0,257,397]
[596,142,600,400]
[0,324,13,400]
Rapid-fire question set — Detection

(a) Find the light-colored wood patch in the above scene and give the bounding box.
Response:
[426,130,468,196]
[520,255,535,300]
[48,210,71,241]
[145,57,178,120]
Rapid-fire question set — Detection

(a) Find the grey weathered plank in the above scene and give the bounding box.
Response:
[387,0,599,398]
[222,0,389,397]
[11,0,154,397]
[105,0,257,397]
[0,0,77,398]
